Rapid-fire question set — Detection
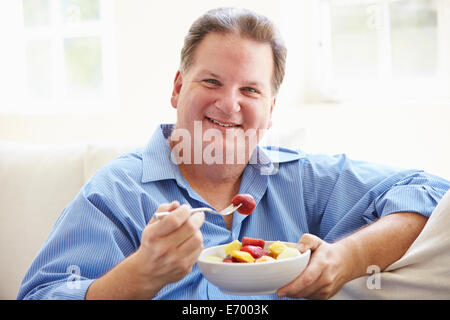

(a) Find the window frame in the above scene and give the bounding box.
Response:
[313,0,450,103]
[0,0,118,115]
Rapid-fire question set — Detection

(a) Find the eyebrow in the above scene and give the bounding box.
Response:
[198,70,265,88]
[199,71,222,80]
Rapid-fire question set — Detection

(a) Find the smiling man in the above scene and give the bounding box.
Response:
[18,7,450,300]
[169,30,277,230]
[171,33,273,166]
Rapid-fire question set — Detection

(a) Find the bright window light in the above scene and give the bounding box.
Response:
[0,0,118,114]
[316,0,450,103]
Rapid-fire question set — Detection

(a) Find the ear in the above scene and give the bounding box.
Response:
[267,97,276,129]
[171,70,183,109]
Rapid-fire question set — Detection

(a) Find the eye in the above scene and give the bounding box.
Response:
[242,87,260,95]
[203,79,221,87]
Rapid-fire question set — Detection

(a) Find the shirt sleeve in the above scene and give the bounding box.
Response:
[301,153,450,242]
[17,160,149,300]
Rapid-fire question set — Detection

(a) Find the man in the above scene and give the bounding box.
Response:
[18,7,450,300]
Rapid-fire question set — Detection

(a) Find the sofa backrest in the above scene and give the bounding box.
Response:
[0,141,139,299]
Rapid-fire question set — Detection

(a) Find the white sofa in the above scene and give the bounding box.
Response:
[1,128,449,300]
[0,141,143,299]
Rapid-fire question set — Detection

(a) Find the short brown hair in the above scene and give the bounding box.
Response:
[180,7,287,95]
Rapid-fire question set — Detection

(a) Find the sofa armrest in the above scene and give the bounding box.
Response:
[333,189,450,299]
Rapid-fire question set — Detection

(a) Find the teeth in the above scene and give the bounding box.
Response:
[208,117,236,127]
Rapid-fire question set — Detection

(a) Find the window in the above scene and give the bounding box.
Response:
[316,0,450,102]
[0,0,117,114]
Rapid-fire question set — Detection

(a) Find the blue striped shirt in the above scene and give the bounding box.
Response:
[17,124,450,300]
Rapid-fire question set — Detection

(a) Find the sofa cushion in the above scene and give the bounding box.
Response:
[84,143,142,183]
[0,141,86,299]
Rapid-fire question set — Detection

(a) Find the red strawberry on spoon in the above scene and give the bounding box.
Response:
[155,194,256,220]
[231,194,256,215]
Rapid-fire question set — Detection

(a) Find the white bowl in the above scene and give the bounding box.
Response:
[197,241,311,295]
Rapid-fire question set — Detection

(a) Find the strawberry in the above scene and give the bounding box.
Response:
[242,236,265,249]
[240,245,266,259]
[223,256,233,263]
[231,194,256,215]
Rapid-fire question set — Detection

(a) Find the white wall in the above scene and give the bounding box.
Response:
[273,102,450,180]
[0,0,449,180]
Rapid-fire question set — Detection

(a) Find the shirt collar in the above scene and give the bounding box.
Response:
[141,124,180,183]
[141,124,304,183]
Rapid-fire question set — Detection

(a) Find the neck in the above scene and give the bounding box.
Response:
[168,132,249,186]
[179,162,245,184]
[167,131,252,211]
[178,163,243,214]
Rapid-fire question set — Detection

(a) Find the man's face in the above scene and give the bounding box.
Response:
[171,32,276,165]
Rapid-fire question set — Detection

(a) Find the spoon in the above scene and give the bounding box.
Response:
[154,203,242,220]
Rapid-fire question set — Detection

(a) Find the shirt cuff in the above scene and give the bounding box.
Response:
[375,185,445,219]
[21,279,95,300]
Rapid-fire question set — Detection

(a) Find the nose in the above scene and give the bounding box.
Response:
[214,89,241,114]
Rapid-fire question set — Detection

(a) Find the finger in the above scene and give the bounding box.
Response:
[148,201,180,224]
[304,282,335,300]
[277,259,323,298]
[150,204,191,237]
[176,229,204,260]
[297,233,323,253]
[164,211,205,248]
[157,200,180,213]
[163,230,204,281]
[291,270,325,299]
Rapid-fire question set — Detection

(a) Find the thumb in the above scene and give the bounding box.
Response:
[297,233,324,253]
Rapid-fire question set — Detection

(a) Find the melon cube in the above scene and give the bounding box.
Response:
[268,241,287,258]
[255,255,276,263]
[230,250,255,263]
[204,256,224,262]
[277,247,301,260]
[224,240,242,256]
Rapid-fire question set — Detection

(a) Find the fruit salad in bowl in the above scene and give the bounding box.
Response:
[197,237,310,295]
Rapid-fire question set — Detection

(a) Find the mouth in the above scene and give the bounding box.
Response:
[205,116,241,128]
